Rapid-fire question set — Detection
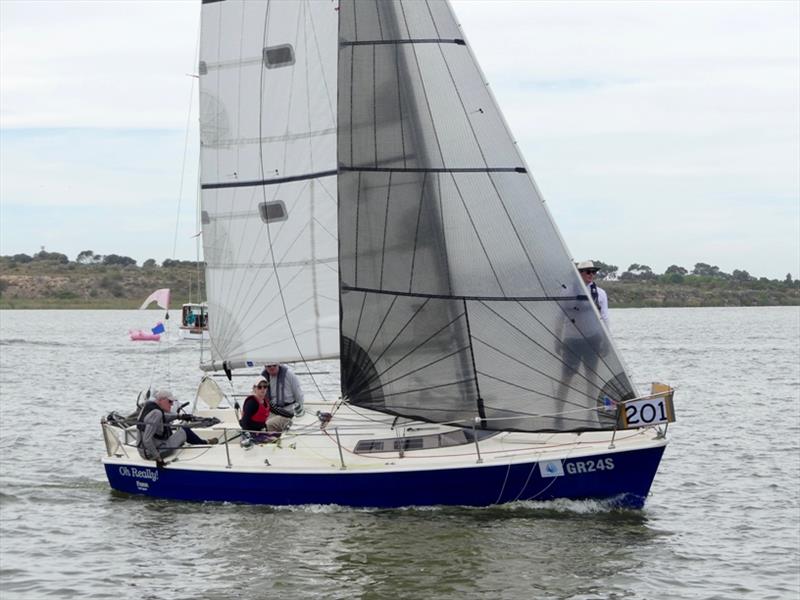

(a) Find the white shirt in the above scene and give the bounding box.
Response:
[589,282,610,325]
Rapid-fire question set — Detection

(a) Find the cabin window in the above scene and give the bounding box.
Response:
[201,210,211,225]
[258,201,288,224]
[198,61,208,76]
[263,44,294,69]
[354,429,498,454]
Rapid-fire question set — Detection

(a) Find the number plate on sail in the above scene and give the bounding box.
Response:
[619,387,676,429]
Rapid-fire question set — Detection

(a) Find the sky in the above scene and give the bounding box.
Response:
[1,0,798,279]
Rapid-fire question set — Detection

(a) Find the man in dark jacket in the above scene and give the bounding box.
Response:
[137,390,216,466]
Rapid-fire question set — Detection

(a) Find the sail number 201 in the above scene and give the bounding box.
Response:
[620,395,676,429]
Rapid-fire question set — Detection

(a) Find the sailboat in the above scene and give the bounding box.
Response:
[101,0,675,508]
[178,302,209,341]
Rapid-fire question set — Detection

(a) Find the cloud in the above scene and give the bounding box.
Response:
[1,0,798,278]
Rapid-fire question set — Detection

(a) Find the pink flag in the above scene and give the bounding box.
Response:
[139,288,171,310]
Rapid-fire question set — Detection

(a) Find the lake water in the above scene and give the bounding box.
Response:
[0,307,798,600]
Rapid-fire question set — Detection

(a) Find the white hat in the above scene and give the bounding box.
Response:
[576,260,598,272]
[154,390,176,403]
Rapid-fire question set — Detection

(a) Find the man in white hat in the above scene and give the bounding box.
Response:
[576,260,609,325]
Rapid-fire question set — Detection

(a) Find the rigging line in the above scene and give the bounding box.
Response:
[374,0,384,40]
[341,284,587,302]
[172,35,200,260]
[463,299,487,425]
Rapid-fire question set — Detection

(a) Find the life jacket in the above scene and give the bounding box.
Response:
[250,397,270,426]
[589,282,601,312]
[137,402,171,441]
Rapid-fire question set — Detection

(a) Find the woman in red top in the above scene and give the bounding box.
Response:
[239,379,271,432]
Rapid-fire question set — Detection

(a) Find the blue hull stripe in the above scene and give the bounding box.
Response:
[105,445,665,509]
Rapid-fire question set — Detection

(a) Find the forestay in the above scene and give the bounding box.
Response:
[337,0,636,432]
[199,0,339,368]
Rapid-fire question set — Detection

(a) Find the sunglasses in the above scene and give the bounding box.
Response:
[256,384,268,389]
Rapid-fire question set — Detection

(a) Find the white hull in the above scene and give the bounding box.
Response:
[178,327,209,341]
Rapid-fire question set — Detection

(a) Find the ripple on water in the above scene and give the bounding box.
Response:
[0,307,798,600]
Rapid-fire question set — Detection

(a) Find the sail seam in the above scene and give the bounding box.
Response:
[202,169,338,189]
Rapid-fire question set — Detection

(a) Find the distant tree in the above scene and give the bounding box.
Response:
[34,250,69,264]
[142,258,157,269]
[665,265,687,276]
[0,279,7,297]
[621,264,656,281]
[10,253,32,263]
[162,259,199,268]
[102,254,137,267]
[785,273,793,284]
[732,269,754,282]
[692,262,728,278]
[76,250,96,264]
[591,260,618,280]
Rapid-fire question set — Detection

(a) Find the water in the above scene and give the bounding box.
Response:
[1,307,798,599]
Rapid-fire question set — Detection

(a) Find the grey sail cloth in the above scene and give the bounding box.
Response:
[337,0,634,432]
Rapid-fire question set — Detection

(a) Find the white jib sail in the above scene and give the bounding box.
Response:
[199,0,339,368]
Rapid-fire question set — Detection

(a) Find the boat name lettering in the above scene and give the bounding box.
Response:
[118,466,159,482]
[566,458,614,475]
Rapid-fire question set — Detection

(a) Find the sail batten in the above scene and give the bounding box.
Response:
[202,169,338,190]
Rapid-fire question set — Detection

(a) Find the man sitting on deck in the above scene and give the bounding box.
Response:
[137,390,217,467]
